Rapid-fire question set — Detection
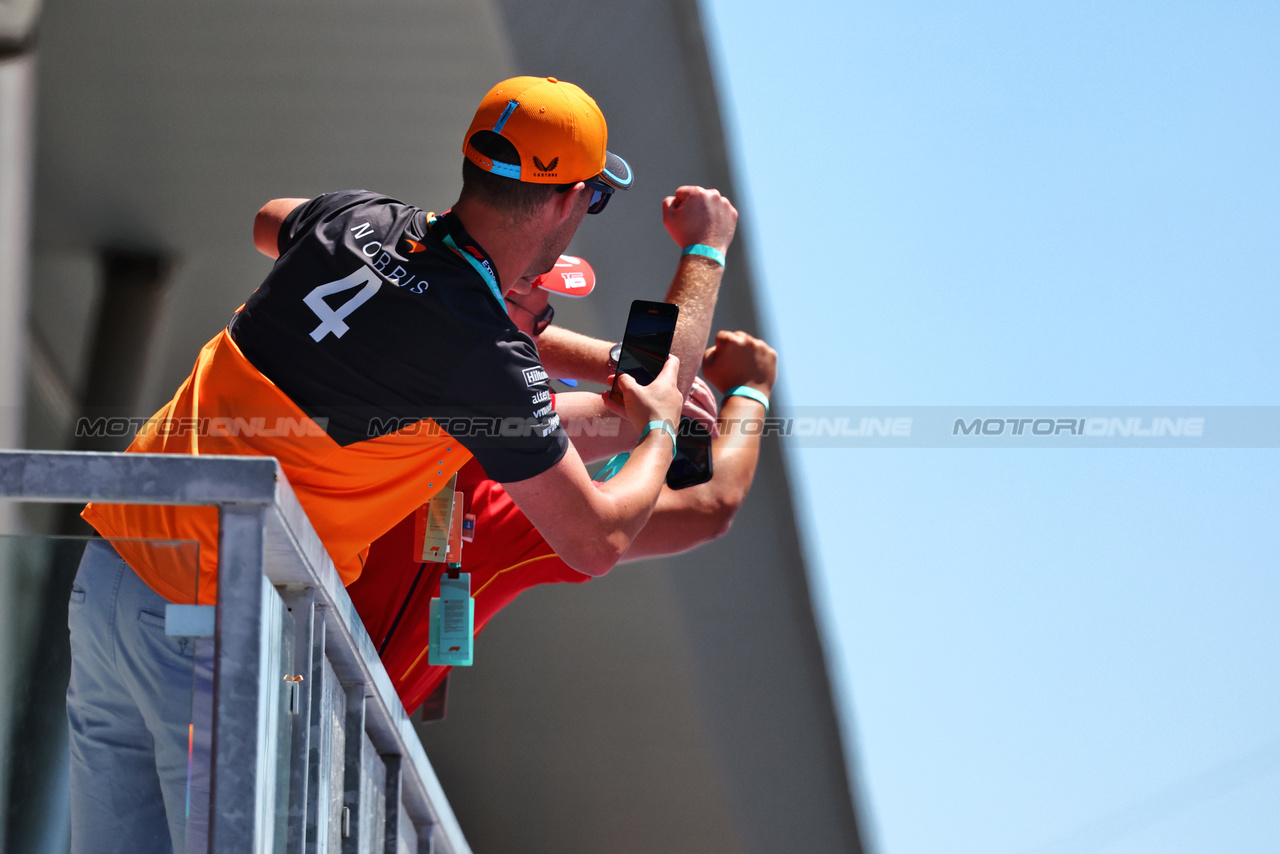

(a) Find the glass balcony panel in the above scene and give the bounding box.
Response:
[0,535,200,854]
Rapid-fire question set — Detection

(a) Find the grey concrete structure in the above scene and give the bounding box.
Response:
[4,1,866,851]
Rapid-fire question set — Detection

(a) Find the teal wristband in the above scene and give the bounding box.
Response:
[640,419,678,454]
[681,244,726,267]
[724,385,770,414]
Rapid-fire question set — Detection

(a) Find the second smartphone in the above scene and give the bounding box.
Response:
[665,415,714,489]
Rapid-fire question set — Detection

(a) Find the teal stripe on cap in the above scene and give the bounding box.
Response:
[603,159,632,189]
[492,99,519,133]
[488,160,521,179]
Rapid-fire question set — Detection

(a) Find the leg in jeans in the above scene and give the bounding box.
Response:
[67,540,207,854]
[67,540,174,853]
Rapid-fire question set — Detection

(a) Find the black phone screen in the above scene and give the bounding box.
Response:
[666,416,713,490]
[610,300,679,402]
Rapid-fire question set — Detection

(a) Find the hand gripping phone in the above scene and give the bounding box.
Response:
[665,415,714,489]
[609,300,679,405]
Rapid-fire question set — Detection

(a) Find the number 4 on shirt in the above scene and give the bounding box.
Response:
[303,265,382,341]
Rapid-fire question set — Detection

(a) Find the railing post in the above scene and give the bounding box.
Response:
[383,754,403,854]
[210,502,269,852]
[281,586,318,854]
[342,685,367,854]
[419,823,437,854]
[306,606,344,853]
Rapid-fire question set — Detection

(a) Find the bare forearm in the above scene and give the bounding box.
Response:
[560,445,672,573]
[507,431,674,576]
[665,255,724,397]
[504,357,686,577]
[593,428,678,532]
[536,246,724,400]
[537,327,613,385]
[621,395,764,561]
[554,391,637,462]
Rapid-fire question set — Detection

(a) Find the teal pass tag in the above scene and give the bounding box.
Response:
[428,571,473,667]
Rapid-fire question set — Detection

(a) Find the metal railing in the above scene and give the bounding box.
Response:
[0,450,471,854]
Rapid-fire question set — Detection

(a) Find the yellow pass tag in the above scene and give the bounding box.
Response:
[413,474,457,562]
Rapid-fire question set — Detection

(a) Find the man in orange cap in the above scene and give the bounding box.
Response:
[67,75,736,853]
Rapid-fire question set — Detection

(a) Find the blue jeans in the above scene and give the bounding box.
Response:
[66,540,212,854]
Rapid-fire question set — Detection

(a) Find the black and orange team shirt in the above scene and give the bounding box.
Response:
[83,190,567,604]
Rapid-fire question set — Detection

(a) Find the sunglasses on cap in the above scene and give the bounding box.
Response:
[504,295,555,335]
[556,177,614,215]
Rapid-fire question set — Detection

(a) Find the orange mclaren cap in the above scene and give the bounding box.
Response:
[534,255,595,297]
[463,76,634,190]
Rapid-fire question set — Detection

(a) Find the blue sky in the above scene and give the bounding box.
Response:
[701,3,1280,852]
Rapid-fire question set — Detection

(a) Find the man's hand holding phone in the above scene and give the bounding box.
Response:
[609,300,680,405]
[604,354,684,441]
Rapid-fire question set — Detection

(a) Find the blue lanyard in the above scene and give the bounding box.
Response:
[440,232,507,317]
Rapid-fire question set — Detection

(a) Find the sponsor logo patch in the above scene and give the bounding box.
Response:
[522,366,550,387]
[537,413,561,438]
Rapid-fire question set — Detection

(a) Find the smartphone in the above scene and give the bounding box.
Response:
[609,300,679,404]
[666,416,714,489]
